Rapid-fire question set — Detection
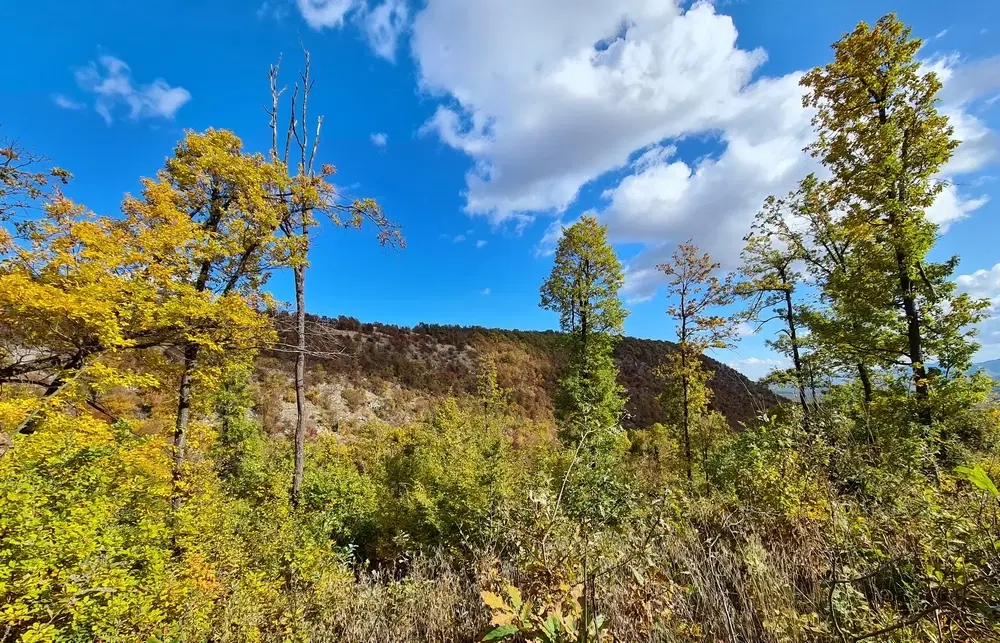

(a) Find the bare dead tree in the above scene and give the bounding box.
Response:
[267,49,404,509]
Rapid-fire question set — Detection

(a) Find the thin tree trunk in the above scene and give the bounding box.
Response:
[172,227,215,514]
[878,102,930,428]
[782,286,810,430]
[290,262,307,507]
[896,250,930,425]
[857,362,873,405]
[806,360,820,410]
[682,363,691,483]
[172,342,199,513]
[680,294,692,484]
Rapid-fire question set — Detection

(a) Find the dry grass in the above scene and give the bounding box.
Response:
[284,518,832,643]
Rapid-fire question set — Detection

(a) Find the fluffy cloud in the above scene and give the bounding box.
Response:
[956,263,1000,309]
[371,132,388,147]
[933,54,1000,106]
[73,56,190,125]
[724,355,790,380]
[926,184,989,231]
[295,0,408,60]
[414,0,765,221]
[410,0,998,299]
[605,72,818,300]
[956,264,1000,360]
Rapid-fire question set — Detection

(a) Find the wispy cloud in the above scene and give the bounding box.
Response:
[73,56,190,125]
[52,94,85,110]
[295,0,409,60]
[296,0,357,28]
[481,288,491,296]
[453,234,466,243]
[256,0,290,21]
[476,240,487,248]
[371,132,388,147]
[362,0,409,61]
[725,355,790,380]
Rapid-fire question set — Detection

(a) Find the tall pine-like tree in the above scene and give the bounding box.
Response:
[540,215,628,442]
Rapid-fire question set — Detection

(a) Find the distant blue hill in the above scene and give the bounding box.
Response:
[768,360,1000,400]
[972,359,1000,380]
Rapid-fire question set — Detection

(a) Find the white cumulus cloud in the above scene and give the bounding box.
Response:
[956,264,1000,361]
[409,0,999,301]
[371,132,388,147]
[724,355,790,380]
[413,0,766,222]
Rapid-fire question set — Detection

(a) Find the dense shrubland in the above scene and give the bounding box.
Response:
[2,14,999,643]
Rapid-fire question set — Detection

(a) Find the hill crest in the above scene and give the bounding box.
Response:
[260,314,779,433]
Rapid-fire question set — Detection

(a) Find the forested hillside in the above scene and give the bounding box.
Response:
[260,314,777,433]
[2,14,999,643]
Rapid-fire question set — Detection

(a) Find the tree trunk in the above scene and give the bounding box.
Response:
[290,262,307,507]
[806,361,820,411]
[680,295,692,484]
[857,362,873,404]
[682,361,692,484]
[579,258,591,376]
[172,342,199,513]
[783,288,810,430]
[172,246,214,513]
[896,249,931,425]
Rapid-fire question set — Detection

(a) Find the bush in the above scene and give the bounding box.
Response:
[341,386,367,412]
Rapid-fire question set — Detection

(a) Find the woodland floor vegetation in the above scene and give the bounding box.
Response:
[2,15,999,643]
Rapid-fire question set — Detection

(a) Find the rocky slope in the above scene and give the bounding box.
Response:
[257,314,780,435]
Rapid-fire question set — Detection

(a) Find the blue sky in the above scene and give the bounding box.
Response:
[3,0,999,379]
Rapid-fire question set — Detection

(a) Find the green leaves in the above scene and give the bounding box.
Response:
[540,215,627,339]
[955,465,999,499]
[483,624,518,641]
[540,215,628,446]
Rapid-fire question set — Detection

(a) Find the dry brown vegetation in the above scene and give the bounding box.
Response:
[262,314,778,435]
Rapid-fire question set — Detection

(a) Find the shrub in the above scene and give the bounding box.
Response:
[341,386,367,412]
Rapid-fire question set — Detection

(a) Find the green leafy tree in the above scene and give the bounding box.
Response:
[658,242,735,483]
[539,215,633,523]
[800,14,988,424]
[738,209,812,428]
[756,176,884,404]
[539,215,627,442]
[154,129,288,512]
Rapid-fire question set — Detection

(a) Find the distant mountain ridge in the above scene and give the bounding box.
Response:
[260,314,780,433]
[767,360,1000,401]
[972,359,1000,380]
